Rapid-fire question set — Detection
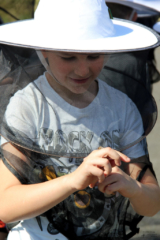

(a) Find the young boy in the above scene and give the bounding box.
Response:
[0,0,160,239]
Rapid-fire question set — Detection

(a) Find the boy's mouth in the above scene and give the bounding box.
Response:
[70,77,90,84]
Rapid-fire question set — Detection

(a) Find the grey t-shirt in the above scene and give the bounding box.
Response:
[2,74,146,240]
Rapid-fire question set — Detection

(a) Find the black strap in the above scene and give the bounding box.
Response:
[125,215,143,239]
[36,217,43,231]
[137,164,149,182]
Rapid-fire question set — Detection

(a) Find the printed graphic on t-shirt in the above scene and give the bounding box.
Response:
[38,128,120,157]
[38,127,120,237]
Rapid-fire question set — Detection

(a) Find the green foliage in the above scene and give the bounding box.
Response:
[0,0,39,23]
[35,0,40,11]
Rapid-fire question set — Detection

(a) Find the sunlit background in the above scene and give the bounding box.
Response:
[0,0,40,23]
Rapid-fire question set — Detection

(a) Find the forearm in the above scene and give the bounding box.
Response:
[0,146,132,223]
[0,174,75,223]
[129,181,160,217]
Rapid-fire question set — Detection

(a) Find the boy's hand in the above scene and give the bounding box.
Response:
[68,147,130,191]
[98,166,138,198]
[98,146,130,167]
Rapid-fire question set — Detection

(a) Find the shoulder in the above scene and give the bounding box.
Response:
[97,78,141,126]
[6,75,45,111]
[3,76,47,139]
[15,74,45,99]
[97,78,132,105]
[4,75,47,127]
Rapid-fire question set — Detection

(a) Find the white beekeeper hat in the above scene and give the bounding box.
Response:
[0,0,159,52]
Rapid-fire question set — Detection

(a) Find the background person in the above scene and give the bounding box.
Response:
[106,0,160,91]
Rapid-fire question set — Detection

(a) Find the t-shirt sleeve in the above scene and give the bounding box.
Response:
[1,88,37,146]
[121,98,148,159]
[0,88,44,185]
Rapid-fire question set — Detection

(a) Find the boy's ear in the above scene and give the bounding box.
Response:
[41,50,47,58]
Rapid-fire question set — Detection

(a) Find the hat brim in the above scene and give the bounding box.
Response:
[153,22,160,33]
[0,18,159,53]
[106,0,160,14]
[137,10,159,18]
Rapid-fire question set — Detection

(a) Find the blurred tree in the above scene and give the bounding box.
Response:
[35,0,40,11]
[0,0,38,23]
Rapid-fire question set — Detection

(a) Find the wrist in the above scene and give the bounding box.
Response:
[62,173,78,193]
[128,179,142,200]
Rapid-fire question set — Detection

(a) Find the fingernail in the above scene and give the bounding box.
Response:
[127,157,131,161]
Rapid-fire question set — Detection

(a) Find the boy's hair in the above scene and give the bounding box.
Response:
[107,3,133,19]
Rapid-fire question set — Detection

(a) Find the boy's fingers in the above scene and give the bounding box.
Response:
[96,147,130,166]
[90,166,105,183]
[90,158,112,176]
[89,178,98,188]
[103,182,120,194]
[109,159,116,168]
[115,151,131,163]
[98,177,118,194]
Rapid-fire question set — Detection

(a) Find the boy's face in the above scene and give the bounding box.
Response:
[41,51,104,94]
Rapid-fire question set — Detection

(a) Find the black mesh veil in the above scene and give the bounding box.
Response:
[0,44,157,154]
[0,44,157,239]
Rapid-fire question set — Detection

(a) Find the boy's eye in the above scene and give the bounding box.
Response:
[88,55,100,60]
[60,55,100,61]
[61,57,75,61]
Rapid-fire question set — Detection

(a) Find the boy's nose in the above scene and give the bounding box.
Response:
[74,62,90,77]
